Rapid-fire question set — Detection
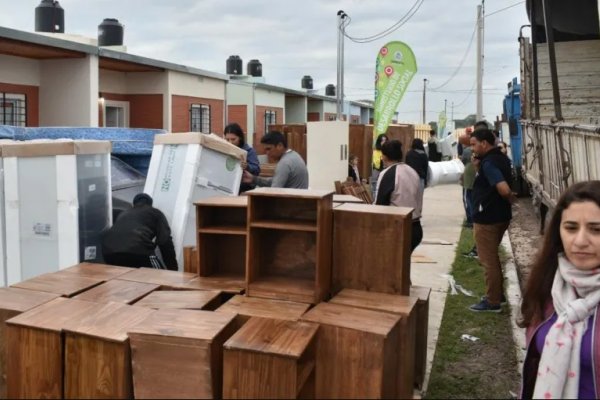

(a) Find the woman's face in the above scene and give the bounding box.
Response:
[351,157,358,166]
[224,133,241,147]
[560,200,600,270]
[381,136,388,145]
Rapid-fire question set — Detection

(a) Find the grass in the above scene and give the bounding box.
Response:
[424,227,520,399]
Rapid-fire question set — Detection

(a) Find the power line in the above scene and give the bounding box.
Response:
[485,1,525,18]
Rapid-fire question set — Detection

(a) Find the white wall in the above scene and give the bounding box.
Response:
[306,121,349,190]
[99,69,127,93]
[285,96,307,124]
[323,100,337,114]
[307,100,322,114]
[169,71,226,100]
[39,55,98,127]
[255,87,285,108]
[0,55,40,86]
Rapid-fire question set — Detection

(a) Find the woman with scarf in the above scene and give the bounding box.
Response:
[520,180,600,399]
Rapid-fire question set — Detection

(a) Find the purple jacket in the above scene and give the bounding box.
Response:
[521,303,600,399]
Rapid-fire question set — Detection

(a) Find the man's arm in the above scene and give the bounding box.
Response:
[155,211,178,270]
[375,167,394,206]
[481,161,516,204]
[496,181,517,204]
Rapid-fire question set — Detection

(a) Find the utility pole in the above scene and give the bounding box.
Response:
[451,101,454,131]
[476,2,484,121]
[336,10,347,121]
[444,99,447,115]
[422,78,427,124]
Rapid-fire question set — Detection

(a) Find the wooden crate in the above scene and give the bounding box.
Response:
[62,302,154,399]
[11,272,103,297]
[332,203,413,295]
[72,279,160,304]
[329,289,418,398]
[223,317,318,399]
[133,289,222,311]
[118,268,197,288]
[301,302,402,399]
[179,276,245,295]
[195,196,247,290]
[5,297,100,398]
[0,288,60,398]
[60,262,132,280]
[128,309,237,399]
[215,295,311,328]
[410,285,431,390]
[246,188,333,304]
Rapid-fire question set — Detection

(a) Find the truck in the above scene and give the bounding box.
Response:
[516,0,600,229]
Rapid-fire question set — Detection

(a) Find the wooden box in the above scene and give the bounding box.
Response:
[0,288,60,398]
[11,272,103,297]
[301,302,402,399]
[332,194,364,204]
[5,297,100,399]
[410,285,431,390]
[223,317,318,399]
[246,188,333,304]
[133,289,222,311]
[180,276,245,295]
[195,196,247,290]
[332,203,413,295]
[128,309,237,399]
[215,295,311,328]
[62,302,154,399]
[72,279,160,304]
[118,267,197,288]
[60,262,132,280]
[329,289,418,398]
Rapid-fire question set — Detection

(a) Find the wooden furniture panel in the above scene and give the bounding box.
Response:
[349,124,374,181]
[183,247,198,274]
[72,279,159,304]
[386,124,416,155]
[333,203,413,295]
[133,289,222,310]
[11,272,103,297]
[301,302,401,399]
[179,276,245,295]
[60,262,132,280]
[269,124,307,162]
[0,288,60,398]
[118,268,197,288]
[5,298,100,399]
[223,317,318,399]
[332,194,364,204]
[247,188,333,304]
[129,309,237,399]
[330,289,418,398]
[62,302,154,399]
[410,285,431,390]
[216,295,311,328]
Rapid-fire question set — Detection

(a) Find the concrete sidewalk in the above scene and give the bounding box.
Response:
[411,184,463,394]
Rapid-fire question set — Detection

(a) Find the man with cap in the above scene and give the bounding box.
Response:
[101,193,178,270]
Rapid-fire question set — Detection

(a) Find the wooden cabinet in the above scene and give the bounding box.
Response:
[332,203,413,295]
[349,124,374,181]
[301,302,402,399]
[0,288,60,398]
[128,309,237,399]
[215,295,311,328]
[329,289,418,399]
[133,289,222,311]
[410,285,431,390]
[62,302,154,399]
[5,298,100,399]
[246,188,333,304]
[11,272,103,297]
[60,262,132,281]
[72,279,160,304]
[195,196,247,290]
[223,317,318,399]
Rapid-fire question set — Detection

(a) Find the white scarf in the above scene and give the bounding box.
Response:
[533,254,600,399]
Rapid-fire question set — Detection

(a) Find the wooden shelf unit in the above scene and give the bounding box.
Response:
[195,196,248,282]
[246,188,333,304]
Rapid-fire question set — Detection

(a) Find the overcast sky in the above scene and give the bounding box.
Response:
[1,0,530,125]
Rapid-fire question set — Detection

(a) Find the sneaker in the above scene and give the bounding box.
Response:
[481,295,507,305]
[469,299,502,313]
[462,249,478,258]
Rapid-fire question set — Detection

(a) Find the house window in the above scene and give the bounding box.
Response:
[190,104,211,133]
[0,93,26,126]
[264,110,277,133]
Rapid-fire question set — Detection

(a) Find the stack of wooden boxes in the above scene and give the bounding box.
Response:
[1,186,430,399]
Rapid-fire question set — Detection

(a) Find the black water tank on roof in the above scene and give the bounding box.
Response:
[247,59,262,77]
[98,18,124,46]
[325,84,336,96]
[35,0,64,33]
[301,75,313,90]
[227,55,243,75]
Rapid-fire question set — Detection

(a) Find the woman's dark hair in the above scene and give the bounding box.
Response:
[520,180,600,327]
[223,122,245,147]
[411,138,425,151]
[381,140,403,162]
[375,134,388,150]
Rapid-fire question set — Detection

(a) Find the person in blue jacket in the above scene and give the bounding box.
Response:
[224,123,261,193]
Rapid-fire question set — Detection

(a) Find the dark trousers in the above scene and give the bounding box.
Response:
[411,219,423,252]
[463,188,474,224]
[103,253,154,269]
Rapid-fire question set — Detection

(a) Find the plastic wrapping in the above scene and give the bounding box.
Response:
[427,159,465,187]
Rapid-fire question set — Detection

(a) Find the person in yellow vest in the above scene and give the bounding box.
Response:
[370,134,388,196]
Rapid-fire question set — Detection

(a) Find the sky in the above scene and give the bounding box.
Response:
[1,0,530,126]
